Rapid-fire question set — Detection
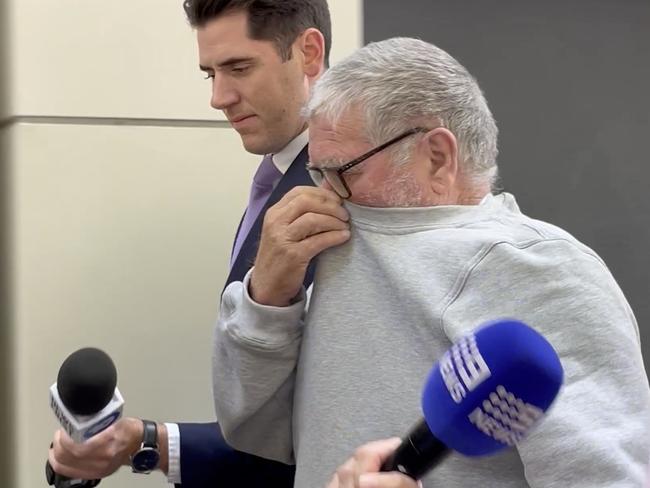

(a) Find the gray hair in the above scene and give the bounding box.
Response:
[306,37,499,186]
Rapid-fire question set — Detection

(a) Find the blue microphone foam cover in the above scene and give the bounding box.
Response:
[422,320,563,456]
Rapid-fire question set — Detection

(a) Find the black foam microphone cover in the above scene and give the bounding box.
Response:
[56,347,117,415]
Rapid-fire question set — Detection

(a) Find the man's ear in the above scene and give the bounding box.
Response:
[422,127,459,192]
[297,28,325,78]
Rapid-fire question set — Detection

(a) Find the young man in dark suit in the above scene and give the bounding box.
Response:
[48,1,332,486]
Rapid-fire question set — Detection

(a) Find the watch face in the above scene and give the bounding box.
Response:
[132,448,160,472]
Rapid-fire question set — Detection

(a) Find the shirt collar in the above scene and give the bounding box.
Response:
[270,130,309,175]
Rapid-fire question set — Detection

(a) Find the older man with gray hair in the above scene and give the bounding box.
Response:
[213,37,650,487]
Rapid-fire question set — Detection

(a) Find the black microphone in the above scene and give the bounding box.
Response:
[381,320,564,479]
[46,348,125,488]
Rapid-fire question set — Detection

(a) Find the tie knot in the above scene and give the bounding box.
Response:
[253,154,281,187]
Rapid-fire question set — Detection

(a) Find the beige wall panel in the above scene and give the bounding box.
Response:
[1,0,11,120]
[10,0,362,120]
[10,122,258,487]
[330,0,364,63]
[0,126,15,488]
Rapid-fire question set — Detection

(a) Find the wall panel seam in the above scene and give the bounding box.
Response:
[0,115,231,129]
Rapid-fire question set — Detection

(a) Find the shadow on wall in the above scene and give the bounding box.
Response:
[0,0,16,485]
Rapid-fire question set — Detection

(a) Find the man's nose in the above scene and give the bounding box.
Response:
[210,75,239,110]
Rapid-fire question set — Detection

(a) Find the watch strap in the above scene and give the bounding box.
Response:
[141,419,158,448]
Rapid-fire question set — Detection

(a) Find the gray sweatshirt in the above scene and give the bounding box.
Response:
[214,193,650,487]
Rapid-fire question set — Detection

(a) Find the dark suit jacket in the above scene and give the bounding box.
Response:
[175,146,314,487]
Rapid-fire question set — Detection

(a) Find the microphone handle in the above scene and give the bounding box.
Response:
[380,419,450,479]
[46,444,101,488]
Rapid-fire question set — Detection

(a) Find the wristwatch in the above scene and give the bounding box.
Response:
[130,420,160,474]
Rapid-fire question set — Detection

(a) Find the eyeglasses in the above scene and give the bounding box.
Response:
[307,127,428,198]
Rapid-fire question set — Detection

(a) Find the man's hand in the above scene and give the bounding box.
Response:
[250,186,350,306]
[326,438,422,488]
[48,418,168,479]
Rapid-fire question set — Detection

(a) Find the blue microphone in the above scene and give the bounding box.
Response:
[381,319,564,479]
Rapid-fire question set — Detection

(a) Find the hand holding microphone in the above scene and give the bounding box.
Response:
[327,438,421,488]
[46,348,125,487]
[48,418,144,482]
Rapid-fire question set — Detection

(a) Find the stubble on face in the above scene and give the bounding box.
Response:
[351,163,431,208]
[235,58,308,155]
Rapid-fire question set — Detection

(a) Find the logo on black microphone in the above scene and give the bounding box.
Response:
[84,411,121,440]
[50,394,74,437]
[468,385,544,446]
[440,333,491,403]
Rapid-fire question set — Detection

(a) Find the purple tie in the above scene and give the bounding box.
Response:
[231,154,282,267]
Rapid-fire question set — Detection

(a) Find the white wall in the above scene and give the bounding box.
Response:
[2,1,362,487]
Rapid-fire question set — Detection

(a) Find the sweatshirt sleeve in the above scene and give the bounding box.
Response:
[212,268,308,464]
[442,238,650,487]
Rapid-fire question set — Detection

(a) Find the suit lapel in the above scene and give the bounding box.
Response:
[225,146,313,288]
